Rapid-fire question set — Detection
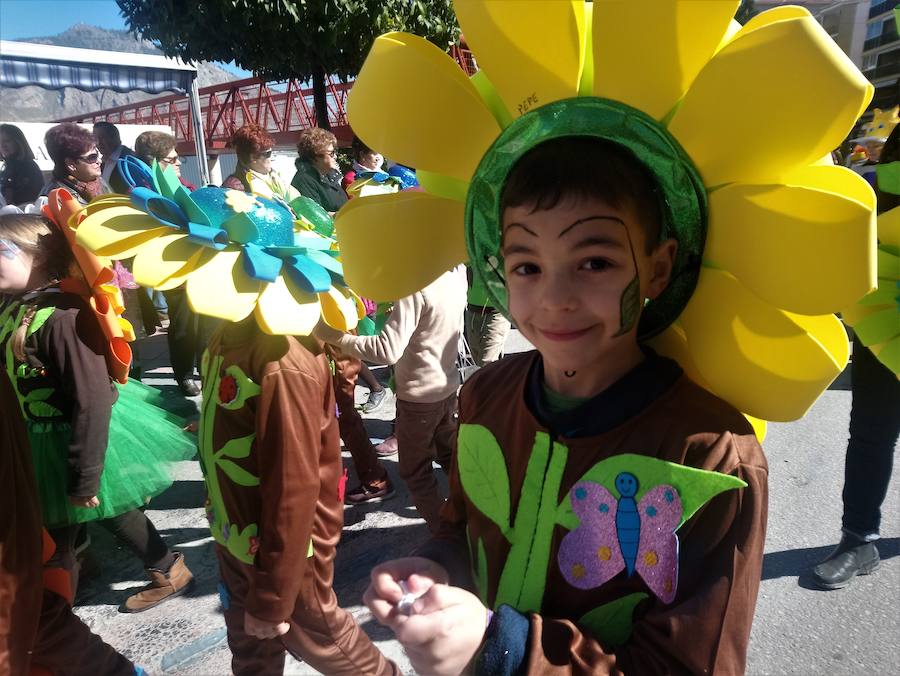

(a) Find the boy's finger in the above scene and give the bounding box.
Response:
[409,583,463,616]
[391,610,449,646]
[364,588,404,625]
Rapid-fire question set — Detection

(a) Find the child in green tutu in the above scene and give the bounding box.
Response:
[0,211,196,612]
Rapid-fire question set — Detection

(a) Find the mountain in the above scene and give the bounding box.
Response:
[0,24,242,122]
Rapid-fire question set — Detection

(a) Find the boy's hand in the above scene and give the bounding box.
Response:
[392,584,490,675]
[363,557,449,623]
[69,495,99,508]
[364,558,488,674]
[243,611,290,640]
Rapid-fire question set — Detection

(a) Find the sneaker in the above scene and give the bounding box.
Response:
[362,387,388,413]
[345,478,395,504]
[178,377,201,397]
[375,435,398,457]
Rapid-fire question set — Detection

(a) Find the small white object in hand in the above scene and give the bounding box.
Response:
[397,580,421,615]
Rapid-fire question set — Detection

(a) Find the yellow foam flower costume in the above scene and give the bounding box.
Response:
[335,0,876,430]
[73,156,362,336]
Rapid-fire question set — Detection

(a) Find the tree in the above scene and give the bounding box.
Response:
[116,0,459,130]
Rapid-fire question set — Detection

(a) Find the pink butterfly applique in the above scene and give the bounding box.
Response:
[558,472,682,603]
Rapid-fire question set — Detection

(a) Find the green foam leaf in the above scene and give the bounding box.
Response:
[218,434,255,460]
[557,453,746,531]
[579,593,649,646]
[217,458,259,487]
[457,424,512,537]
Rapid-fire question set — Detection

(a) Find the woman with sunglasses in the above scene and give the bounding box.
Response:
[134,130,196,191]
[41,123,108,204]
[222,124,298,204]
[291,127,347,215]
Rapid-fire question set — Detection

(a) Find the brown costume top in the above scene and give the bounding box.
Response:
[199,319,344,623]
[420,351,768,675]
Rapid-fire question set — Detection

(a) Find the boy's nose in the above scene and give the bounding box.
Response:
[540,273,578,311]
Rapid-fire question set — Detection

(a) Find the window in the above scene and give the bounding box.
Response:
[863,53,878,71]
[867,21,883,40]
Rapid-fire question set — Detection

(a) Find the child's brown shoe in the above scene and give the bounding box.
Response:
[121,551,194,613]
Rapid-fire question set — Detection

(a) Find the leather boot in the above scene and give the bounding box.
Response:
[812,534,880,590]
[122,552,194,612]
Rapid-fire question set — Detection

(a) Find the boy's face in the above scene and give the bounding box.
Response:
[501,196,677,380]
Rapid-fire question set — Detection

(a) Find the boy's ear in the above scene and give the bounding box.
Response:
[647,238,678,300]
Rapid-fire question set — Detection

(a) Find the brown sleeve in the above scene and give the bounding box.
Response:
[245,367,324,622]
[524,446,768,675]
[40,308,116,498]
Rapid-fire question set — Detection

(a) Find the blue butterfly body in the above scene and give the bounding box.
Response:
[614,472,640,576]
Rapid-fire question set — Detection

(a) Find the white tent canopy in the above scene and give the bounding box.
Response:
[0,40,209,183]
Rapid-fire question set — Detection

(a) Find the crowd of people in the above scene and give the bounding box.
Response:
[0,8,897,674]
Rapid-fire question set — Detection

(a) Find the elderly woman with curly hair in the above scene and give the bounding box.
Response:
[41,123,107,204]
[291,127,347,214]
[134,131,197,191]
[222,124,297,203]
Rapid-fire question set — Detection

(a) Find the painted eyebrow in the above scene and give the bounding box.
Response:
[558,215,626,238]
[570,235,626,250]
[504,222,538,237]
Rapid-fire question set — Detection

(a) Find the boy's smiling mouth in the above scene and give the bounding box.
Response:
[537,326,596,341]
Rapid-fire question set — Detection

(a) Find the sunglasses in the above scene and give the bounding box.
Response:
[160,155,181,165]
[77,152,101,164]
[255,149,273,159]
[326,149,337,158]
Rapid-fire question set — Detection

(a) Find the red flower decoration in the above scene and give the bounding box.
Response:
[219,374,238,404]
[248,536,260,556]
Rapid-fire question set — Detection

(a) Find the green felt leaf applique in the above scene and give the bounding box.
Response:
[26,307,55,337]
[556,453,746,532]
[579,593,649,646]
[218,434,255,459]
[223,522,258,565]
[28,401,63,418]
[217,458,259,487]
[24,387,54,402]
[475,535,489,606]
[457,424,513,538]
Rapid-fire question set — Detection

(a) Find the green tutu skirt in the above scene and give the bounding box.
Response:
[29,379,198,528]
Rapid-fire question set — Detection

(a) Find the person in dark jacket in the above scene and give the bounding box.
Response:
[94,122,137,195]
[291,128,347,214]
[0,124,43,206]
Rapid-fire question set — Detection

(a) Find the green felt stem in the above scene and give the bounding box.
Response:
[517,436,569,613]
[495,432,552,609]
[579,593,649,646]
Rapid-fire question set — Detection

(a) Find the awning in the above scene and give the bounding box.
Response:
[0,40,196,94]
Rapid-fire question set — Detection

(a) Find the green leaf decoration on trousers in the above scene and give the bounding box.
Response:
[27,307,55,337]
[579,593,649,646]
[457,424,512,538]
[218,434,255,459]
[28,401,63,418]
[24,387,54,403]
[217,458,259,487]
[557,453,747,531]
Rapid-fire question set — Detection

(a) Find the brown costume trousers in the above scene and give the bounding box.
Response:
[331,352,385,485]
[217,546,396,676]
[396,394,458,532]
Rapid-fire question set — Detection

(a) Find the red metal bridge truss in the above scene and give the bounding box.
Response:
[56,46,477,155]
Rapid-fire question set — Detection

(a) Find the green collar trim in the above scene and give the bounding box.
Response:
[465,97,708,339]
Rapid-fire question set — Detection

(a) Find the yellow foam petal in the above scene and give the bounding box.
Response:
[744,415,767,443]
[347,32,499,182]
[593,0,739,120]
[185,247,260,322]
[706,166,877,315]
[334,192,466,301]
[255,276,321,336]
[680,268,848,421]
[668,7,873,186]
[131,233,203,288]
[455,0,584,119]
[75,206,172,258]
[319,287,359,332]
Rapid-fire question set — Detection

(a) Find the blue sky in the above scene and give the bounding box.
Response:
[0,0,251,77]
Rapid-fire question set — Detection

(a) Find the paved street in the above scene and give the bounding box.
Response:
[72,329,899,675]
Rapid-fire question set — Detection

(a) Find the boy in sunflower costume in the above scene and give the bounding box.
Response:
[73,159,397,675]
[336,1,876,673]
